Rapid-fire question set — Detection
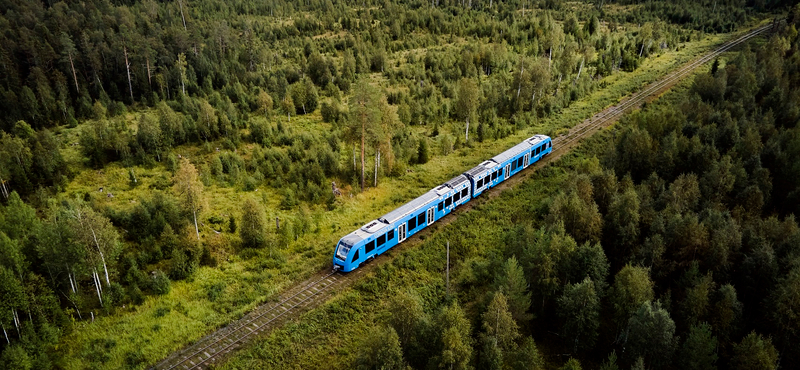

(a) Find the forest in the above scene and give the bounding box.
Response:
[223,14,800,370]
[0,0,796,368]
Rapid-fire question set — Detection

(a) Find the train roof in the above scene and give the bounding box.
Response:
[488,134,549,165]
[445,174,470,189]
[492,140,534,164]
[340,218,391,246]
[526,134,550,145]
[379,188,440,224]
[340,176,472,244]
[465,160,498,178]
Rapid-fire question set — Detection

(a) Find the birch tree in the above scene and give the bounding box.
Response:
[0,132,33,198]
[37,207,86,296]
[345,79,382,191]
[59,32,80,94]
[176,53,187,96]
[371,92,401,186]
[68,203,121,306]
[257,90,273,119]
[455,78,478,142]
[0,266,26,341]
[174,158,204,240]
[482,292,520,352]
[240,197,267,249]
[437,301,472,370]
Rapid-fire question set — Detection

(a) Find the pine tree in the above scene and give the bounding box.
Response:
[495,257,532,323]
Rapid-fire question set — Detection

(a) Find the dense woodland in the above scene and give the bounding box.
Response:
[0,0,796,368]
[346,15,800,370]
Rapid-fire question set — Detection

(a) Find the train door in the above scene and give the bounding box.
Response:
[523,153,530,168]
[505,164,511,179]
[398,224,407,242]
[427,207,435,226]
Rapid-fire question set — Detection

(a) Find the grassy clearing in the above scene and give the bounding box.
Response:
[54,25,757,370]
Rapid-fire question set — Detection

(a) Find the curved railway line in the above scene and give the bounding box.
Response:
[149,22,775,370]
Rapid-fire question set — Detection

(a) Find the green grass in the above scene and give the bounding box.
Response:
[53,23,763,370]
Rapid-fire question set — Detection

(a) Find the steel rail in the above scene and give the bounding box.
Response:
[154,271,340,370]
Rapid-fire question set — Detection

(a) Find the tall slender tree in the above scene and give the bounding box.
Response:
[455,78,478,142]
[174,158,204,240]
[345,79,382,191]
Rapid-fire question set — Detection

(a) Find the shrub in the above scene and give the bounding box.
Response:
[151,270,171,295]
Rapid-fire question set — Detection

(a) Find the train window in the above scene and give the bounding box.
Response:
[445,197,452,207]
[352,249,360,262]
[438,202,444,211]
[454,192,461,202]
[511,161,517,171]
[377,234,386,247]
[417,213,425,226]
[388,229,395,240]
[477,179,483,188]
[365,240,375,253]
[409,217,417,230]
[461,188,468,198]
[491,171,497,181]
[336,242,351,260]
[517,157,524,168]
[500,168,504,176]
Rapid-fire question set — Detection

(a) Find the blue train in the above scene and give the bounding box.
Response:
[333,134,553,272]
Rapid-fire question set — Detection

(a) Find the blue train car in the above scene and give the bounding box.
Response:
[332,175,471,272]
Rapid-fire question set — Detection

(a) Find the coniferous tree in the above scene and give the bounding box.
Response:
[679,323,718,370]
[495,256,532,323]
[558,277,600,351]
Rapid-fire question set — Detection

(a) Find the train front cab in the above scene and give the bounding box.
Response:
[333,238,363,272]
[333,220,394,272]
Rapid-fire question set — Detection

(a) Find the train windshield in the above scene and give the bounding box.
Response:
[335,242,352,261]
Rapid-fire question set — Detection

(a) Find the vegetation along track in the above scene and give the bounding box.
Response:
[151,269,367,370]
[149,22,775,370]
[551,22,775,153]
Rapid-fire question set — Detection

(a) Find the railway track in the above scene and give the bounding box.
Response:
[149,22,774,370]
[150,268,365,370]
[552,22,773,149]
